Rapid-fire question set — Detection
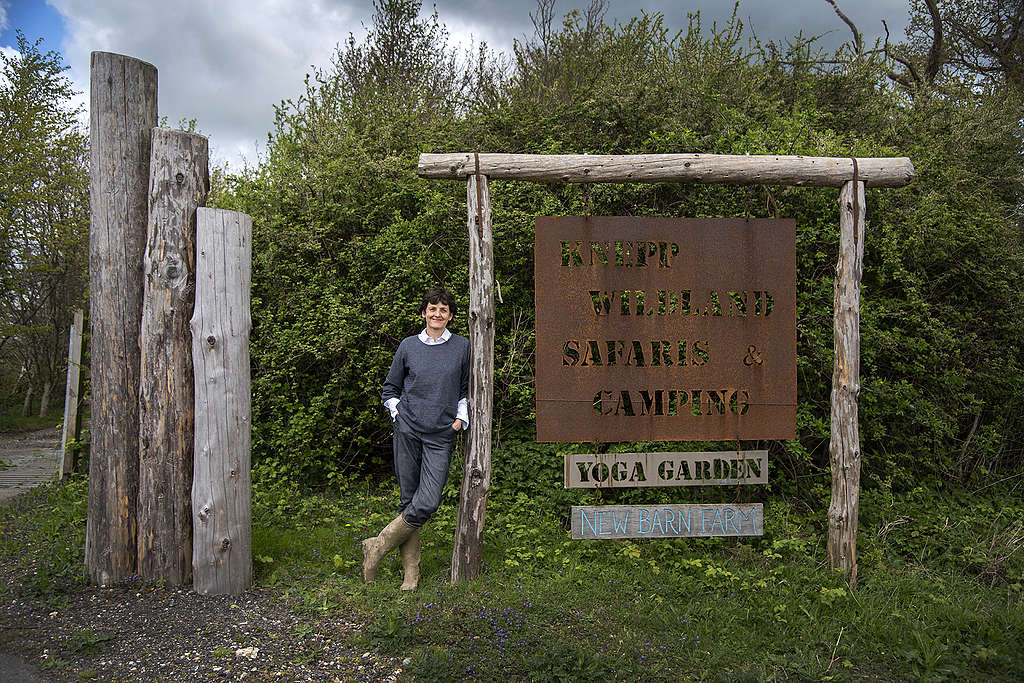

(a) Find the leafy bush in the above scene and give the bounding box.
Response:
[213,1,1024,493]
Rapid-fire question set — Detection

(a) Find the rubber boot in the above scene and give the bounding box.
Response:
[362,514,415,583]
[399,528,421,591]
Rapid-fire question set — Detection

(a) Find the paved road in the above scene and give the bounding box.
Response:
[0,427,61,504]
[0,427,63,680]
[0,650,54,682]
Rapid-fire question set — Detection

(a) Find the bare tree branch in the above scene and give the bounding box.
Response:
[924,0,945,83]
[883,19,923,87]
[583,0,608,37]
[826,0,863,56]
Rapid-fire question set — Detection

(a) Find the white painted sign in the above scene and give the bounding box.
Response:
[564,450,767,488]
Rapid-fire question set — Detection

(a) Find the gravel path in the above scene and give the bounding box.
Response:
[0,429,408,682]
[1,583,406,682]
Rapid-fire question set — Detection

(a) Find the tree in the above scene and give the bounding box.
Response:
[336,0,468,110]
[888,0,1024,91]
[0,31,89,418]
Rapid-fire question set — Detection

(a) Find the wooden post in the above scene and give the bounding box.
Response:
[85,52,157,586]
[59,308,84,479]
[137,129,209,585]
[827,179,865,584]
[191,207,253,595]
[450,173,495,584]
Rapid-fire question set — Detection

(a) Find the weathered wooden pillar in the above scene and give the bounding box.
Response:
[827,179,865,584]
[451,173,495,583]
[137,129,209,584]
[86,52,157,585]
[59,308,84,479]
[191,207,253,595]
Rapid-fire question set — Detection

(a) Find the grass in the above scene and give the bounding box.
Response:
[0,475,88,604]
[2,464,1022,681]
[0,412,62,433]
[247,470,1024,681]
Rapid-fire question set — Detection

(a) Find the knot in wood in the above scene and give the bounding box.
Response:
[221,537,231,550]
[175,172,185,185]
[206,335,216,347]
[198,505,210,522]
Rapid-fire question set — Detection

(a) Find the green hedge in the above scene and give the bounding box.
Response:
[213,2,1024,491]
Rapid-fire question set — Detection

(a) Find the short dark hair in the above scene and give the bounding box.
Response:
[419,287,457,317]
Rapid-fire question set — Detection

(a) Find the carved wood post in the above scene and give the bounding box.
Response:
[137,129,209,584]
[828,179,865,584]
[191,208,253,595]
[451,173,494,583]
[86,52,157,585]
[59,308,84,479]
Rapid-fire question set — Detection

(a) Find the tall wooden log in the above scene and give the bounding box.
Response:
[828,179,865,584]
[137,129,209,585]
[59,308,84,479]
[418,153,915,188]
[86,52,157,585]
[191,208,252,595]
[451,173,495,584]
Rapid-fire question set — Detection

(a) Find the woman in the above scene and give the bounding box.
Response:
[363,287,470,590]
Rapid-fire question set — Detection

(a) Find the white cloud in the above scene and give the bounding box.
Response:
[51,0,368,169]
[1,45,19,91]
[0,1,8,34]
[47,0,910,170]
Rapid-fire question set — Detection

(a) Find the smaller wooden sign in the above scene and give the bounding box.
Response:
[564,450,767,488]
[572,504,763,539]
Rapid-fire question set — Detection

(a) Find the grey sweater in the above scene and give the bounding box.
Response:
[382,334,470,433]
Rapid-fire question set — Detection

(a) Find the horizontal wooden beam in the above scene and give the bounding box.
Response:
[418,153,914,188]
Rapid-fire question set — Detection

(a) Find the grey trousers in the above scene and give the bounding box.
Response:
[392,413,457,527]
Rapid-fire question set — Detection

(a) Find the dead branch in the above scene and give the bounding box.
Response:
[924,0,944,83]
[883,19,922,88]
[826,0,863,56]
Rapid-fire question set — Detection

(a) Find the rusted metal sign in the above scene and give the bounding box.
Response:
[571,504,763,539]
[535,216,796,442]
[564,450,768,489]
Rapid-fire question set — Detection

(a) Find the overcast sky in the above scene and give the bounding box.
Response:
[2,0,912,169]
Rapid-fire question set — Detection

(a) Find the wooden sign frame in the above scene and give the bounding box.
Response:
[417,152,914,584]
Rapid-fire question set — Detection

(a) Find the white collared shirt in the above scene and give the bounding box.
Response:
[418,328,452,345]
[384,328,469,429]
